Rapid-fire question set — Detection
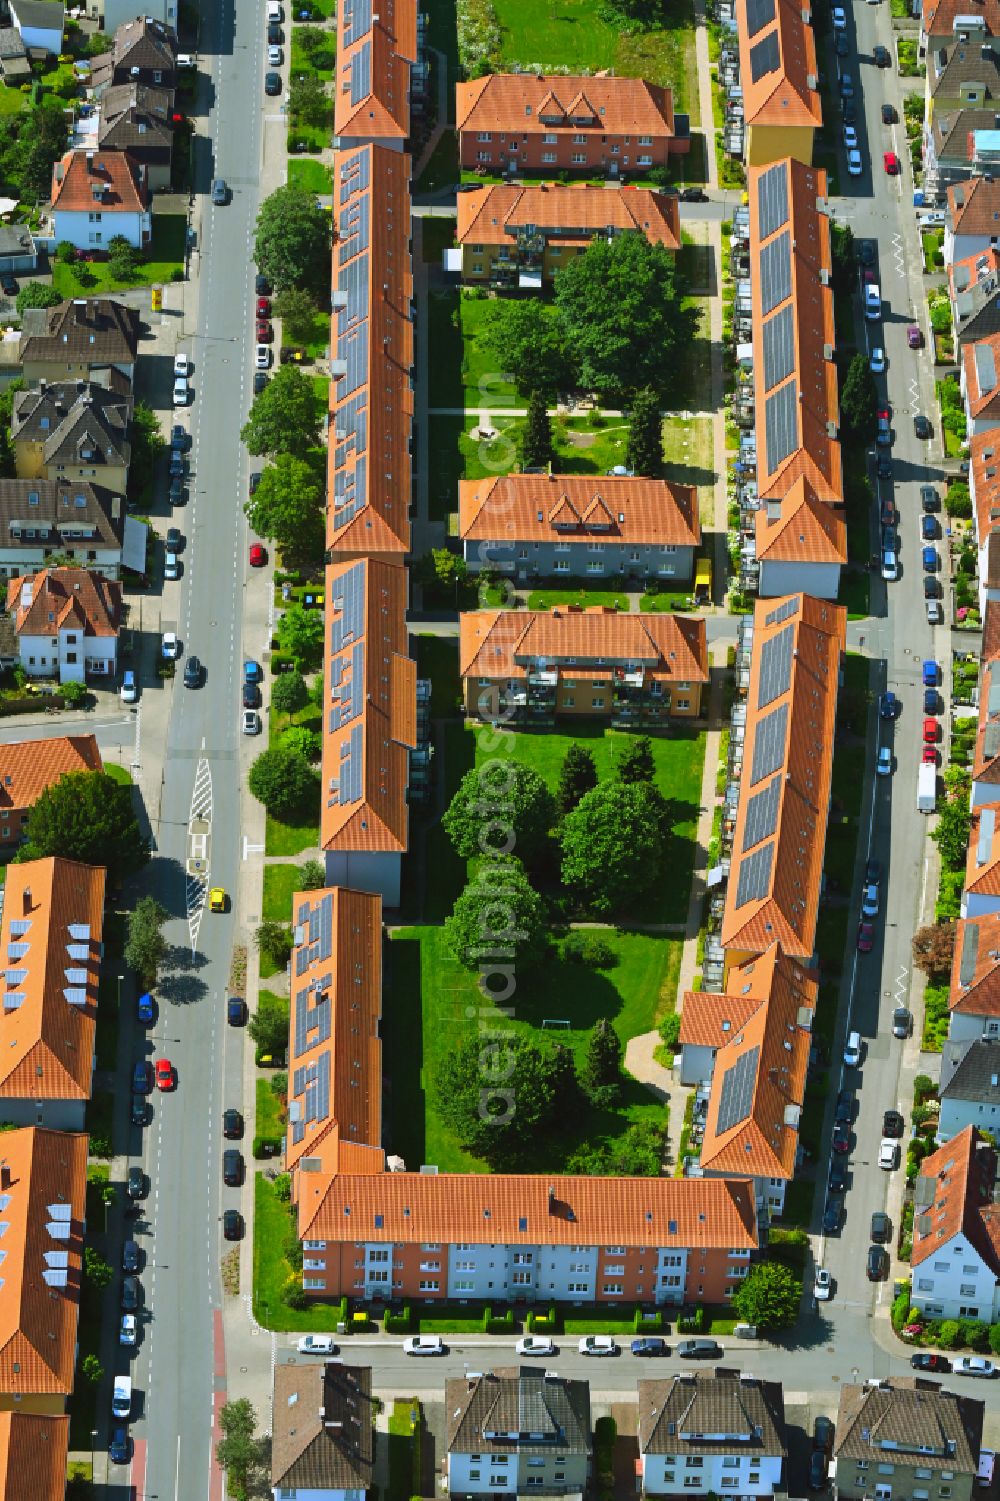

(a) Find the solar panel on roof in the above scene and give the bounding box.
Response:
[757,623,795,709]
[340,641,366,725]
[763,597,799,628]
[734,841,775,907]
[750,701,789,785]
[339,723,365,805]
[760,232,792,316]
[344,320,370,399]
[742,773,782,853]
[746,0,776,35]
[975,341,998,398]
[749,30,780,81]
[716,1045,761,1133]
[757,162,789,240]
[350,39,372,106]
[343,0,372,45]
[764,380,798,477]
[319,893,333,961]
[763,303,795,391]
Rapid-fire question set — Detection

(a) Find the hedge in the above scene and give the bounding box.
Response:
[0,693,65,716]
[385,1306,412,1333]
[526,1305,559,1333]
[482,1305,514,1333]
[678,1304,707,1334]
[252,1134,282,1159]
[633,1307,665,1333]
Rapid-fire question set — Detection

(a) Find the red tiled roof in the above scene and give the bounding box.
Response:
[965,332,1000,419]
[50,149,148,214]
[456,183,680,253]
[973,657,1000,784]
[7,567,120,639]
[459,473,700,549]
[456,74,675,142]
[984,596,1000,662]
[736,0,822,129]
[926,0,1000,39]
[754,478,847,563]
[0,1412,69,1501]
[0,734,102,820]
[459,607,708,686]
[721,595,846,960]
[966,801,1000,897]
[949,177,1000,236]
[971,428,1000,543]
[334,0,416,142]
[911,1126,1000,1276]
[679,990,763,1049]
[950,913,1000,1017]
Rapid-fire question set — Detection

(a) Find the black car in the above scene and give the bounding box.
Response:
[871,1211,891,1244]
[126,1166,146,1200]
[920,484,939,511]
[914,414,932,438]
[169,451,185,478]
[873,43,890,65]
[169,476,185,505]
[831,1121,851,1154]
[858,239,876,266]
[121,1239,141,1273]
[867,1244,888,1281]
[121,1274,141,1312]
[676,1338,722,1359]
[813,1416,835,1453]
[171,423,190,449]
[242,681,261,709]
[183,655,202,688]
[0,272,17,297]
[834,1088,854,1124]
[923,576,941,599]
[809,1450,829,1491]
[680,187,708,202]
[109,1427,131,1465]
[881,102,897,124]
[223,1148,244,1187]
[835,30,848,54]
[631,1337,668,1355]
[265,69,282,92]
[881,525,898,552]
[829,1160,848,1194]
[883,1109,904,1137]
[130,1094,148,1127]
[911,1352,951,1372]
[254,370,269,394]
[166,526,183,552]
[255,273,271,296]
[223,1108,244,1139]
[249,470,262,496]
[842,98,857,124]
[924,688,939,714]
[877,455,892,481]
[865,855,881,884]
[223,1208,244,1240]
[822,1198,841,1234]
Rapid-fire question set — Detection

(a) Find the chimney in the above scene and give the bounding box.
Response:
[22,886,31,914]
[86,150,95,173]
[0,1166,9,1190]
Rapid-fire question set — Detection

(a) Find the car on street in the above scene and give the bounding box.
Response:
[871,1211,892,1243]
[249,542,267,567]
[172,375,189,406]
[861,881,880,916]
[223,1208,243,1240]
[680,187,709,201]
[832,5,846,22]
[926,600,944,625]
[264,69,281,93]
[923,659,939,686]
[856,920,875,953]
[109,1428,131,1465]
[908,324,924,348]
[881,549,897,581]
[847,148,863,176]
[223,1148,243,1186]
[155,1057,174,1090]
[924,688,939,714]
[223,1108,243,1138]
[255,344,272,368]
[814,1417,835,1454]
[632,1337,668,1355]
[873,43,890,64]
[877,455,892,480]
[893,1006,913,1038]
[171,423,190,449]
[256,320,273,343]
[579,1336,618,1356]
[835,1088,854,1123]
[878,1138,899,1170]
[867,1244,888,1280]
[676,1338,722,1359]
[254,370,269,394]
[879,497,895,526]
[120,1313,137,1347]
[923,718,939,744]
[244,659,262,684]
[834,24,847,47]
[209,887,227,912]
[952,1357,997,1377]
[829,1160,848,1194]
[921,514,938,540]
[914,413,932,438]
[256,273,271,296]
[166,526,182,551]
[878,691,897,718]
[242,681,260,708]
[814,1267,832,1301]
[298,1334,338,1355]
[132,1060,152,1094]
[920,486,939,512]
[173,353,191,379]
[169,475,185,506]
[120,670,137,703]
[844,1031,862,1067]
[137,992,154,1026]
[876,746,892,777]
[164,550,180,581]
[168,449,185,477]
[227,997,245,1026]
[211,178,227,204]
[121,1275,140,1311]
[249,470,261,496]
[883,1109,904,1137]
[809,1451,829,1491]
[130,1094,148,1126]
[922,545,938,572]
[256,297,271,318]
[858,238,876,265]
[515,1336,556,1356]
[870,346,885,372]
[242,709,261,735]
[876,408,891,445]
[911,1352,951,1372]
[865,855,881,884]
[832,1122,851,1154]
[403,1336,446,1356]
[267,43,283,64]
[883,150,900,174]
[161,630,179,659]
[183,655,202,688]
[924,576,941,599]
[840,69,854,95]
[0,273,17,297]
[881,524,897,552]
[881,102,897,123]
[843,124,858,150]
[822,1198,841,1233]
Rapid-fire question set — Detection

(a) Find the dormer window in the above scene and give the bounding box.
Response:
[28,492,38,506]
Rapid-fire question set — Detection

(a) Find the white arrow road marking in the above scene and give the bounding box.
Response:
[185,755,213,953]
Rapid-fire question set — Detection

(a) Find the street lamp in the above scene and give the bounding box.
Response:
[90,1427,97,1482]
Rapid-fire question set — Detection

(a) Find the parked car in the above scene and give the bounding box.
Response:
[881,102,897,123]
[877,455,892,481]
[914,413,932,438]
[876,408,892,445]
[814,1267,832,1301]
[161,631,179,659]
[835,1089,854,1123]
[883,150,900,174]
[255,344,272,369]
[222,1148,243,1186]
[242,709,261,735]
[122,1239,141,1272]
[211,178,228,204]
[856,920,875,953]
[173,353,191,379]
[923,718,939,744]
[814,1416,835,1453]
[579,1336,618,1356]
[924,688,939,714]
[871,1211,892,1243]
[223,1108,243,1139]
[244,659,262,684]
[911,1352,951,1372]
[926,600,944,625]
[249,542,267,567]
[844,1031,862,1067]
[515,1336,556,1356]
[256,273,271,296]
[865,855,881,885]
[253,370,269,394]
[867,1244,888,1280]
[680,187,708,202]
[832,5,846,24]
[883,1109,904,1137]
[132,1061,152,1094]
[922,659,939,686]
[921,514,938,540]
[223,1209,243,1240]
[908,324,924,348]
[166,526,183,551]
[676,1338,721,1359]
[267,43,283,64]
[120,1313,137,1347]
[920,486,939,512]
[121,1275,140,1311]
[183,655,202,688]
[829,1160,848,1194]
[256,320,273,343]
[893,1006,913,1038]
[120,670,137,704]
[951,1357,997,1378]
[876,746,892,777]
[858,238,876,265]
[822,1198,841,1233]
[264,69,282,93]
[109,1428,131,1465]
[881,550,897,582]
[227,997,245,1026]
[924,576,941,599]
[878,1139,899,1170]
[155,1057,174,1090]
[172,376,189,407]
[809,1450,829,1491]
[164,550,180,581]
[861,881,880,916]
[403,1336,446,1355]
[922,545,938,572]
[879,497,895,527]
[832,1122,851,1154]
[297,1334,338,1355]
[870,346,885,373]
[242,681,260,709]
[847,148,863,176]
[873,43,890,64]
[130,1094,148,1127]
[843,124,858,150]
[631,1337,668,1355]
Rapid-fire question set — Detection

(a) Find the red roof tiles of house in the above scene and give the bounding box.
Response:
[964,332,1000,421]
[950,912,1000,1018]
[334,0,416,143]
[925,0,1000,40]
[966,802,1000,899]
[972,428,1000,543]
[455,182,681,254]
[0,734,102,825]
[7,567,120,640]
[459,607,709,687]
[0,1412,69,1501]
[948,177,1000,237]
[754,478,847,563]
[50,149,149,214]
[456,73,675,144]
[911,1126,1000,1274]
[459,473,700,549]
[736,0,822,129]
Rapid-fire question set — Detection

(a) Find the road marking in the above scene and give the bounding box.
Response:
[186,755,214,952]
[242,837,265,858]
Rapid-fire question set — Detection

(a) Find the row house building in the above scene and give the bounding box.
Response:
[733,0,822,168]
[0,735,102,848]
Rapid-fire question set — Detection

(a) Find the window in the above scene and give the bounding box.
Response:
[963,1264,979,1274]
[555,559,570,573]
[477,132,492,141]
[933,1261,950,1272]
[478,152,492,163]
[303,1258,326,1270]
[960,1305,980,1317]
[916,1278,932,1291]
[959,1285,977,1297]
[677,699,690,711]
[543,133,557,143]
[604,1265,625,1275]
[512,1271,533,1285]
[368,1270,388,1283]
[420,1261,440,1272]
[573,133,587,143]
[303,1277,324,1289]
[513,1253,533,1264]
[592,697,605,709]
[638,155,652,166]
[419,1278,439,1290]
[877,1464,895,1475]
[915,1471,933,1481]
[683,1480,703,1489]
[542,153,556,163]
[567,1281,588,1292]
[470,1472,481,1481]
[602,1282,623,1294]
[572,153,586,164]
[369,1249,389,1263]
[562,696,576,707]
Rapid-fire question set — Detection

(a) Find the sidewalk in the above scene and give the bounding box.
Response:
[693,0,720,191]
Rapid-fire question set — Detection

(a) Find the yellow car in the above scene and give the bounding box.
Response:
[208,887,227,913]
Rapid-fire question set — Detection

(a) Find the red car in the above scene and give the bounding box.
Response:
[249,542,267,567]
[255,320,273,343]
[923,718,939,744]
[256,296,271,317]
[883,151,900,175]
[155,1058,174,1091]
[857,921,875,953]
[922,744,938,764]
[832,1121,851,1154]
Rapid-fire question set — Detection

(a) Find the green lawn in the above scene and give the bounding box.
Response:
[414,633,461,717]
[254,1173,347,1330]
[641,588,698,612]
[265,808,319,857]
[387,925,681,1173]
[0,83,25,115]
[288,157,333,194]
[526,587,630,611]
[51,213,186,296]
[416,129,459,193]
[262,862,305,923]
[102,762,132,785]
[420,214,457,266]
[285,309,330,361]
[256,1075,286,1140]
[290,27,335,79]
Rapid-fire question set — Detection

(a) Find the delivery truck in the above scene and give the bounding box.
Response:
[918,762,937,814]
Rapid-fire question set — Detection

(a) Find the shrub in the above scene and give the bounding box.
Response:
[633,1307,664,1332]
[562,931,617,968]
[914,1074,936,1105]
[937,1319,964,1350]
[891,1290,910,1332]
[965,1319,991,1351]
[677,1305,707,1334]
[252,1134,282,1158]
[990,1323,1000,1355]
[385,1306,412,1333]
[658,1012,681,1050]
[273,1172,292,1202]
[945,482,972,519]
[283,1274,308,1309]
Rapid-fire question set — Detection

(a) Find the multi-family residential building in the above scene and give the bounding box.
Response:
[962,332,1000,433]
[963,802,1000,915]
[0,735,102,848]
[271,1361,375,1501]
[333,0,415,151]
[949,247,1000,350]
[459,606,709,726]
[451,183,680,287]
[12,378,131,491]
[686,944,816,1219]
[910,1127,1000,1322]
[735,0,822,167]
[678,991,762,1088]
[7,565,121,682]
[949,912,1000,1041]
[0,1125,87,1412]
[455,74,681,177]
[320,560,415,906]
[90,14,177,90]
[0,478,138,582]
[971,655,1000,807]
[928,31,1000,118]
[326,143,412,565]
[446,1368,591,1499]
[637,1370,787,1497]
[0,1411,69,1499]
[834,1377,985,1501]
[925,109,1000,200]
[19,297,138,385]
[947,176,1000,264]
[720,595,846,975]
[970,430,1000,613]
[938,1037,1000,1140]
[93,0,177,37]
[49,149,151,252]
[0,858,105,1129]
[751,482,846,600]
[459,474,701,584]
[97,82,174,189]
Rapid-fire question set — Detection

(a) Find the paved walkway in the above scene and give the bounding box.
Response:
[413,46,451,180]
[694,0,720,191]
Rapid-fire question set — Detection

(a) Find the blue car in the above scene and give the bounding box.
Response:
[244,659,262,684]
[922,660,939,686]
[136,992,154,1025]
[631,1337,667,1355]
[132,1060,153,1095]
[109,1426,130,1464]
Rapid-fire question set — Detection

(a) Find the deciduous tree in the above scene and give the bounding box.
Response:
[279,604,325,669]
[911,922,956,980]
[445,859,548,972]
[271,670,309,717]
[625,387,664,476]
[254,184,332,296]
[556,743,598,818]
[519,390,554,470]
[289,74,333,129]
[240,364,321,456]
[15,283,62,315]
[731,1261,802,1330]
[18,770,148,886]
[247,743,319,822]
[840,353,877,440]
[567,1121,665,1176]
[247,992,290,1057]
[124,896,169,986]
[480,299,572,399]
[273,286,320,345]
[434,1033,563,1168]
[559,781,666,914]
[617,735,655,785]
[244,453,323,556]
[443,761,555,864]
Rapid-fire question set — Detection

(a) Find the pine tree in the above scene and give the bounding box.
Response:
[618,735,655,785]
[556,743,598,818]
[625,387,664,476]
[519,390,554,470]
[582,1018,623,1103]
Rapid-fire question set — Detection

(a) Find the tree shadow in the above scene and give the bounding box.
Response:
[157,971,209,1006]
[382,936,426,1166]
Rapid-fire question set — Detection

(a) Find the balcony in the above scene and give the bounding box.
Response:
[528,668,558,688]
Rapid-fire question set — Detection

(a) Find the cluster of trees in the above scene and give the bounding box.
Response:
[0,98,75,203]
[840,353,878,443]
[241,364,325,558]
[517,384,665,478]
[15,769,148,887]
[216,1398,268,1501]
[254,184,332,298]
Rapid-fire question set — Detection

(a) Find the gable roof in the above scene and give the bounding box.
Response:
[50,149,148,215]
[12,380,131,469]
[0,734,102,818]
[455,182,681,253]
[638,1372,787,1458]
[950,174,1000,235]
[456,73,675,141]
[834,1378,983,1473]
[932,106,999,163]
[99,81,174,151]
[964,332,1000,418]
[7,566,121,640]
[698,944,817,1181]
[9,0,63,34]
[736,0,822,129]
[285,886,383,1173]
[105,13,176,74]
[334,0,415,142]
[940,1036,1000,1104]
[930,37,1000,99]
[754,477,846,563]
[446,1368,591,1456]
[320,557,416,858]
[911,1126,1000,1275]
[966,801,1000,895]
[0,1412,69,1501]
[974,658,1000,784]
[972,427,1000,543]
[327,143,412,559]
[720,595,845,959]
[0,858,105,1103]
[0,478,125,553]
[0,1126,87,1398]
[19,296,138,367]
[951,912,1000,1016]
[985,594,1000,661]
[459,607,709,685]
[748,161,840,506]
[459,473,700,549]
[678,990,762,1050]
[925,0,1000,38]
[272,1362,375,1492]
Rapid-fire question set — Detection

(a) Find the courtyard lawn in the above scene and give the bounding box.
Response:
[253,1173,346,1331]
[0,84,24,114]
[387,925,681,1173]
[416,128,459,193]
[265,808,319,857]
[262,862,304,923]
[661,415,716,524]
[420,213,457,265]
[290,26,335,79]
[51,214,186,296]
[526,587,629,611]
[287,157,333,194]
[415,633,461,718]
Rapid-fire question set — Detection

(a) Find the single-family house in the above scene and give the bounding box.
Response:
[971,430,1000,614]
[94,0,177,39]
[446,1368,591,1498]
[0,224,36,278]
[0,478,136,582]
[947,176,1000,265]
[834,1377,985,1501]
[925,109,1000,202]
[7,565,121,682]
[963,332,1000,433]
[20,296,138,385]
[964,802,1000,915]
[97,82,174,190]
[9,0,63,55]
[90,14,177,90]
[938,1037,1000,1140]
[949,912,1000,1041]
[638,1370,787,1498]
[910,1127,1000,1323]
[972,660,1000,806]
[271,1361,375,1501]
[49,149,150,252]
[12,379,131,492]
[0,26,30,83]
[0,735,102,848]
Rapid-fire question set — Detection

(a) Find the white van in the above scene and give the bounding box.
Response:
[977,1451,994,1489]
[267,2,284,19]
